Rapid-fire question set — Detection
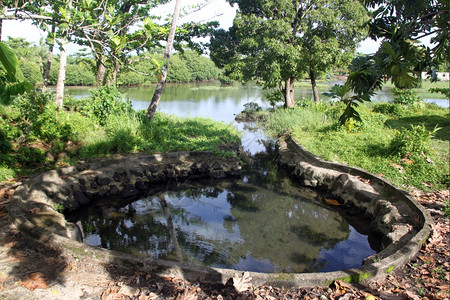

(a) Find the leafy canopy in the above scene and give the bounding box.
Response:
[210,0,368,105]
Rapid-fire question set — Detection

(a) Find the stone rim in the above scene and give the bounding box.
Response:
[8,145,432,288]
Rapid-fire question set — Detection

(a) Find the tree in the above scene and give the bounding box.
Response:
[0,41,32,104]
[364,0,448,86]
[210,0,368,106]
[146,0,183,121]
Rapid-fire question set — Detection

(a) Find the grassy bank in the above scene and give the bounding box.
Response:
[262,101,449,191]
[384,80,449,99]
[0,87,240,182]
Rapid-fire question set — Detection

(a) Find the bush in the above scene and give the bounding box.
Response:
[80,85,133,125]
[372,103,406,117]
[13,90,60,142]
[0,127,11,154]
[19,61,43,85]
[65,64,96,86]
[392,88,423,106]
[389,124,440,159]
[16,146,46,168]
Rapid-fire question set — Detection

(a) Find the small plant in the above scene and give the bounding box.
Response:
[392,88,423,107]
[390,124,440,159]
[81,85,133,126]
[243,102,261,113]
[443,199,450,218]
[265,90,284,108]
[341,118,361,133]
[372,103,406,117]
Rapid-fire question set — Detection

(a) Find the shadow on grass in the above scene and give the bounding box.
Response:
[384,114,450,142]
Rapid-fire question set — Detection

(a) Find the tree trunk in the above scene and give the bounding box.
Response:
[309,69,320,102]
[43,26,56,88]
[55,42,67,109]
[96,55,106,88]
[284,77,295,108]
[146,0,182,121]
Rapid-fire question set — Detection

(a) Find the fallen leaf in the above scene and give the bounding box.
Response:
[176,287,198,300]
[400,158,414,165]
[418,256,434,263]
[403,290,421,300]
[27,207,40,214]
[325,199,340,206]
[21,272,48,291]
[233,272,252,293]
[51,288,59,295]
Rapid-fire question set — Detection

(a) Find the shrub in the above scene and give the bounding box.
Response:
[13,90,59,141]
[81,85,133,125]
[65,64,96,86]
[19,61,43,85]
[0,127,11,154]
[389,124,440,159]
[392,88,423,106]
[265,90,284,108]
[372,103,406,117]
[16,146,47,168]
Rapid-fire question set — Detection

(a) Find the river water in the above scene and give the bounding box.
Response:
[66,82,402,273]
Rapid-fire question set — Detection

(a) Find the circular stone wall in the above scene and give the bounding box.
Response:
[9,143,432,288]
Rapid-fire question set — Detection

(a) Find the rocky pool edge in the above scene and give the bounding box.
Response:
[8,140,432,288]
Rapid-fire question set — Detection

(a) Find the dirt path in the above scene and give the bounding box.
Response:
[0,183,448,300]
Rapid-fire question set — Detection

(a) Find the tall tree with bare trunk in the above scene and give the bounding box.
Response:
[146,0,182,121]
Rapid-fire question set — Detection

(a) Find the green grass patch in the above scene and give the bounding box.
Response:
[0,89,241,182]
[262,102,449,191]
[384,80,449,99]
[79,111,241,158]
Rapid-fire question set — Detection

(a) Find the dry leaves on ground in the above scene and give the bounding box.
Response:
[21,272,48,291]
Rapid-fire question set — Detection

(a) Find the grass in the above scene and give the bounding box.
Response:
[0,102,241,182]
[384,80,450,99]
[261,101,449,191]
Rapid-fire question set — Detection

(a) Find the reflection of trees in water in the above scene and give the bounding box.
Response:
[226,183,350,273]
[68,174,352,273]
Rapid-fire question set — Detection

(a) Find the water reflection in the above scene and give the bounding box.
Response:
[68,178,375,273]
[67,139,377,273]
[65,82,378,273]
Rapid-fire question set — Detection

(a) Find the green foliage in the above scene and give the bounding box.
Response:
[49,59,96,86]
[323,82,371,126]
[80,86,133,125]
[166,55,191,82]
[19,61,43,85]
[65,63,96,86]
[372,103,407,117]
[13,90,64,142]
[262,102,449,190]
[429,87,450,98]
[243,102,262,113]
[392,88,423,106]
[0,42,32,104]
[210,0,368,105]
[389,124,440,159]
[265,90,284,108]
[0,126,12,154]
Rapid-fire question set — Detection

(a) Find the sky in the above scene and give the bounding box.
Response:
[2,0,382,55]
